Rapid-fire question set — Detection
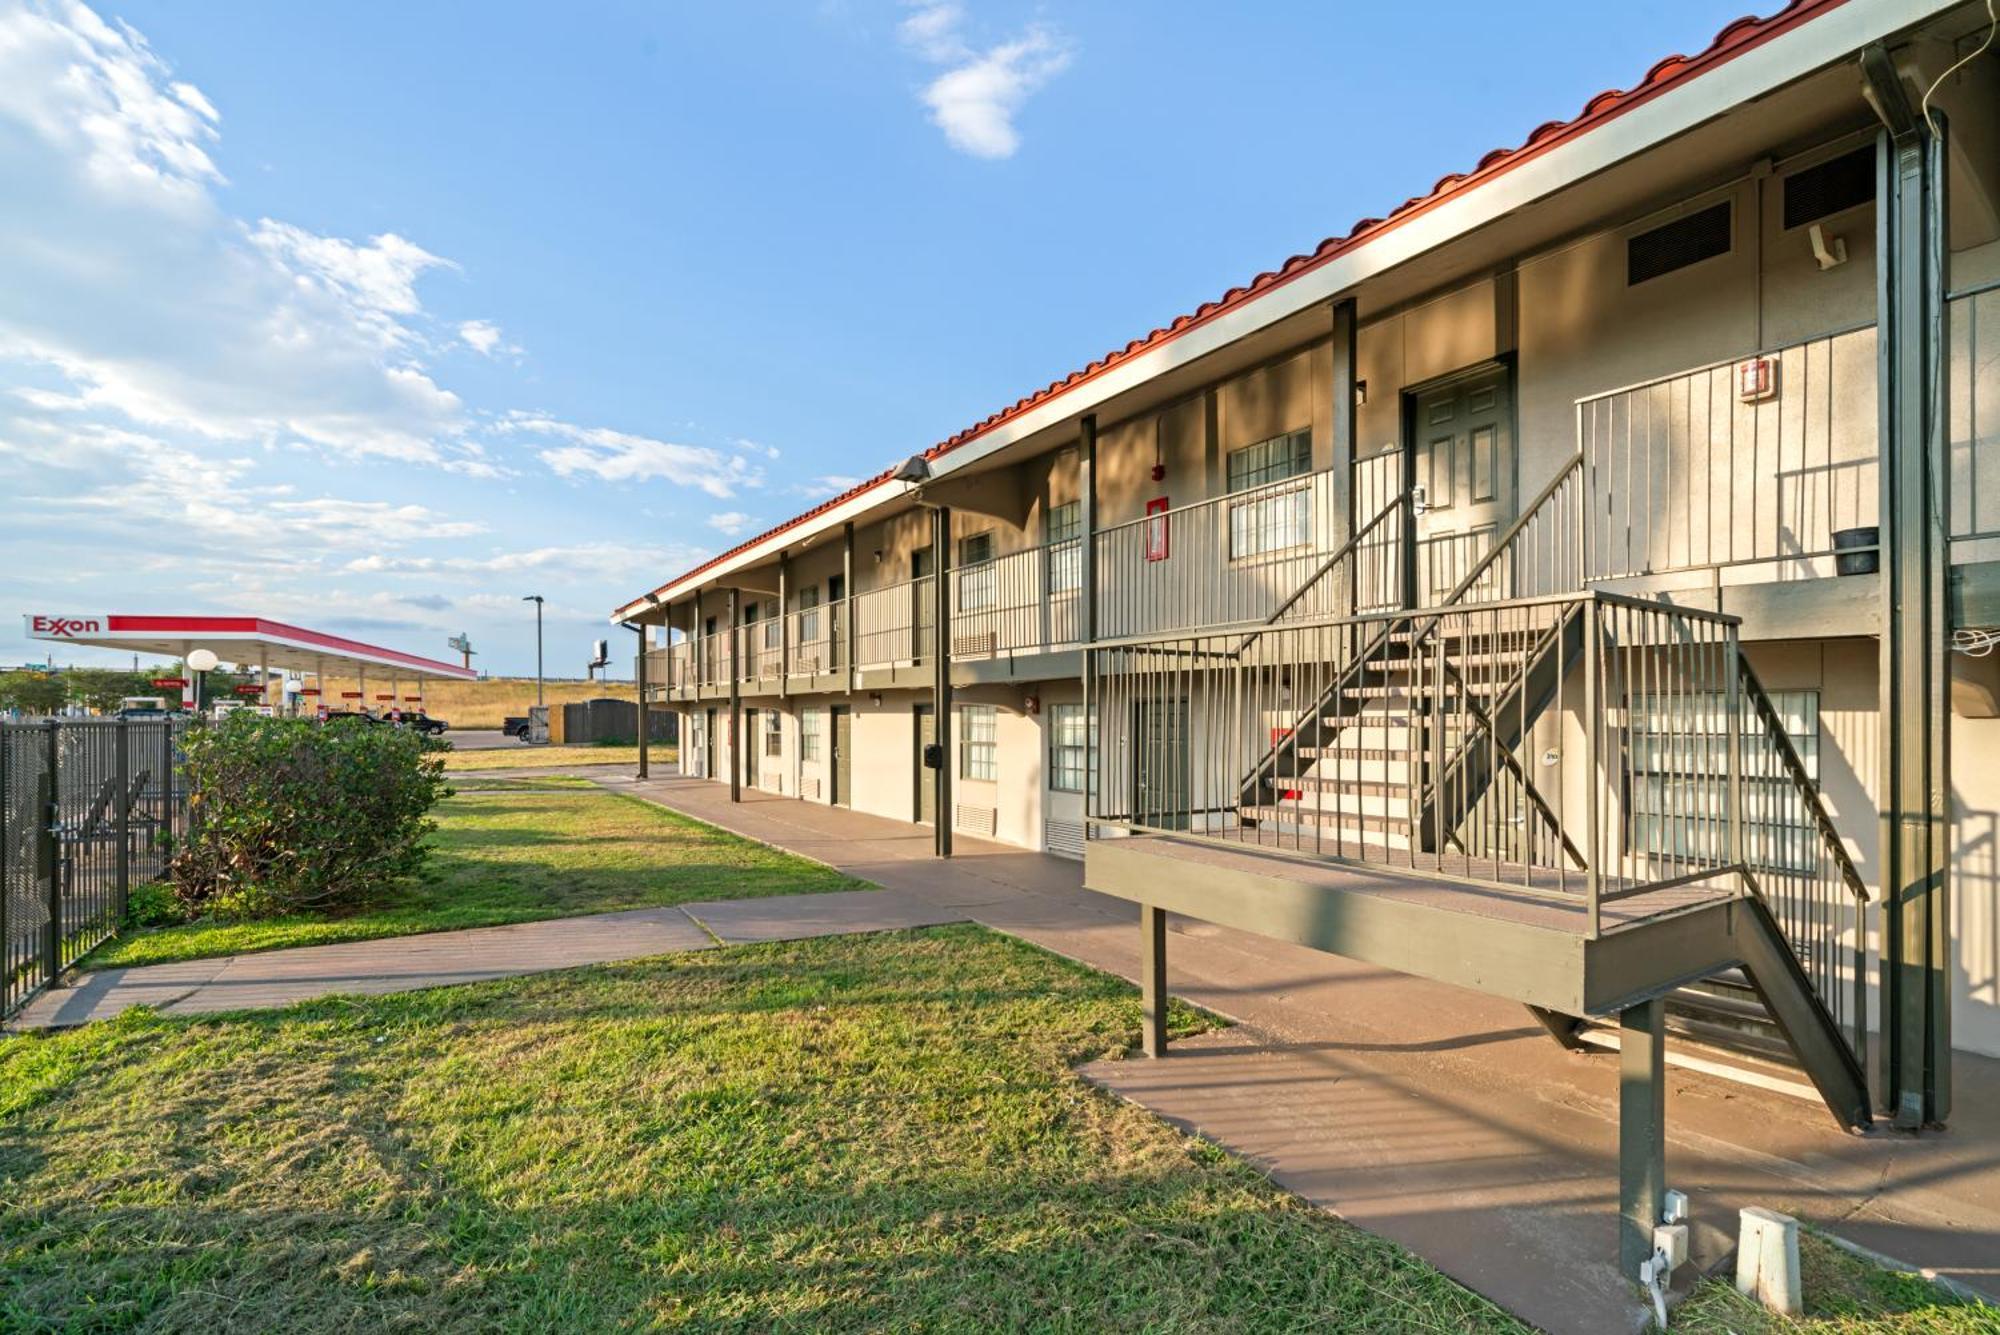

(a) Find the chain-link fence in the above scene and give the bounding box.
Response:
[2,718,187,1019]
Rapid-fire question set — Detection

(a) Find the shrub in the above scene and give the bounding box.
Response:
[170,715,451,919]
[123,880,185,929]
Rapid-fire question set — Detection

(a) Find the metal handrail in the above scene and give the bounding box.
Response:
[1434,452,1584,608]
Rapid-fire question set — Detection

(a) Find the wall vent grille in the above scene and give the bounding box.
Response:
[1627,202,1731,285]
[1045,819,1085,860]
[1783,146,1874,229]
[955,804,998,838]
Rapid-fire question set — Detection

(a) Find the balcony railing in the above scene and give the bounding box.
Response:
[1578,325,1879,584]
[1094,467,1374,638]
[1951,280,2000,551]
[949,540,1083,660]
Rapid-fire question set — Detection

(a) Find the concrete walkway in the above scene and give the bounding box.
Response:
[613,774,2000,1335]
[8,889,965,1029]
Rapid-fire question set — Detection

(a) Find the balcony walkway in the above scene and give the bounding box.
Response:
[617,772,2000,1334]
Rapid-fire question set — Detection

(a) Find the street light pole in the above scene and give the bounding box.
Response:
[522,595,545,707]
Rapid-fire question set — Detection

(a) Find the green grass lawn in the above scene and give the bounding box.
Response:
[0,926,1527,1333]
[1678,1232,1998,1333]
[85,785,864,971]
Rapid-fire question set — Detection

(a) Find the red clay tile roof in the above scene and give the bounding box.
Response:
[618,0,1847,616]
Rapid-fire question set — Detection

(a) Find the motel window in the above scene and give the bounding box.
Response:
[1048,703,1093,794]
[960,704,997,781]
[1627,689,1819,875]
[1227,429,1313,559]
[801,707,823,762]
[764,709,783,758]
[959,532,996,612]
[1046,501,1082,594]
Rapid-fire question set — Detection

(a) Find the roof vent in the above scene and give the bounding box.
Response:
[1783,146,1875,229]
[1627,202,1731,285]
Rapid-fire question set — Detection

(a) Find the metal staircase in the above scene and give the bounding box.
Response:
[1086,449,1874,1128]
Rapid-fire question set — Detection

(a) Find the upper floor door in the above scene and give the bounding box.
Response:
[1412,366,1515,599]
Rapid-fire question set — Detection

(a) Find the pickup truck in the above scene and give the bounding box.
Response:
[396,711,450,736]
[502,715,532,741]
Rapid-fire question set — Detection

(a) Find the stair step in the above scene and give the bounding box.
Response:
[1241,804,1412,834]
[1246,791,1411,817]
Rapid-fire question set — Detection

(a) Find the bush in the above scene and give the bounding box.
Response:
[123,881,185,929]
[170,715,452,919]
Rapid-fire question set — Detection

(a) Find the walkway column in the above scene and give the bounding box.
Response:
[778,554,790,700]
[632,620,650,780]
[1079,415,1098,644]
[727,587,742,804]
[933,504,953,858]
[1330,298,1359,608]
[1619,997,1666,1280]
[1865,46,1951,1127]
[842,520,856,690]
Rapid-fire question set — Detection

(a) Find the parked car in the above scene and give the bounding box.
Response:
[502,715,532,740]
[395,710,449,736]
[115,696,170,720]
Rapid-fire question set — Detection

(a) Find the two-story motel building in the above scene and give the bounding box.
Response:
[616,0,2000,1279]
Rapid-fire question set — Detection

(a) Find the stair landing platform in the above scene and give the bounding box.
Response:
[1086,834,1743,1018]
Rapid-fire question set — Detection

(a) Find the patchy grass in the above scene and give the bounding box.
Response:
[1677,1229,1999,1333]
[440,743,671,772]
[0,926,1525,1333]
[447,774,598,791]
[311,676,639,729]
[85,788,862,971]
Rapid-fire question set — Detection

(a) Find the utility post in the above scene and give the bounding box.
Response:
[1079,415,1098,646]
[932,504,953,857]
[522,594,546,708]
[727,587,742,803]
[1330,298,1360,632]
[1863,44,1951,1127]
[114,716,131,920]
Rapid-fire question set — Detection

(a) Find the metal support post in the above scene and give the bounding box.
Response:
[727,588,743,802]
[41,722,59,984]
[632,620,650,780]
[1079,415,1098,644]
[1864,46,1951,1126]
[1140,903,1168,1057]
[933,504,953,858]
[114,718,131,919]
[1619,996,1666,1280]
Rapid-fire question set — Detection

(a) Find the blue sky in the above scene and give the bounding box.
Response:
[1,0,1760,676]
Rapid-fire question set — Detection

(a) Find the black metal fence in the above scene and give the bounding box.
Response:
[2,718,187,1019]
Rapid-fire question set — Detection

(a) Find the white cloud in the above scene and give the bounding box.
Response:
[342,541,699,581]
[811,473,866,492]
[501,412,760,499]
[0,2,488,472]
[900,3,1071,159]
[459,319,506,355]
[707,511,756,536]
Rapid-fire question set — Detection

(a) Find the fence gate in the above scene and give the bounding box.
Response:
[2,719,185,1020]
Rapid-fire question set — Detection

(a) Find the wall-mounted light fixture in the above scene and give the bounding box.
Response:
[1354,379,1369,407]
[1023,693,1040,716]
[868,691,884,706]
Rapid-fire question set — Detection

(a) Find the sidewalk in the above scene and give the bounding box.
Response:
[614,774,2000,1335]
[8,889,964,1029]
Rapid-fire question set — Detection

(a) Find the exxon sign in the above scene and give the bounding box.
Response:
[24,614,105,639]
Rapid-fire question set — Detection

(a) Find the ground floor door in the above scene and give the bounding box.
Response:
[703,708,717,778]
[1133,697,1190,831]
[744,709,760,788]
[914,703,936,825]
[831,705,852,807]
[1410,364,1515,599]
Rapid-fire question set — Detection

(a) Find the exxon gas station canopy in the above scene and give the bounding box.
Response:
[23,614,477,684]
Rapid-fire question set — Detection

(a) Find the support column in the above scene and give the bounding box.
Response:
[1866,46,1951,1127]
[778,554,790,700]
[1140,904,1168,1057]
[933,505,953,858]
[1330,297,1360,630]
[842,521,856,690]
[1079,415,1098,644]
[632,620,650,780]
[727,587,742,804]
[1619,997,1666,1280]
